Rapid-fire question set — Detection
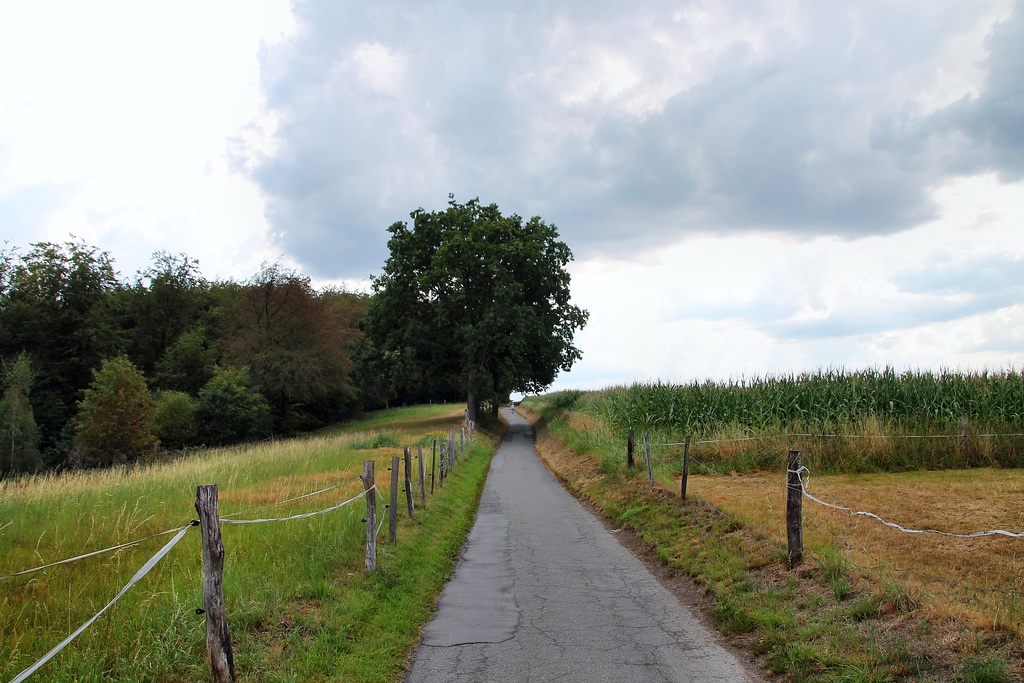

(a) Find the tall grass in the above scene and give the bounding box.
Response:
[0,404,486,682]
[571,368,1024,472]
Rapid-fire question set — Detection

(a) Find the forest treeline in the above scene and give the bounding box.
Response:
[0,240,459,476]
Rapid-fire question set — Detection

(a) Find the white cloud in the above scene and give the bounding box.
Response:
[556,173,1024,388]
[0,0,295,279]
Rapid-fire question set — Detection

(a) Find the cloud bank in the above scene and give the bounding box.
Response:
[249,0,1022,279]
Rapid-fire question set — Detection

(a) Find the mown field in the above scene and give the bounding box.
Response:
[1,404,495,682]
[525,375,1024,682]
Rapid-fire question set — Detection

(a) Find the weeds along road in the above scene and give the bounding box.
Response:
[403,408,763,683]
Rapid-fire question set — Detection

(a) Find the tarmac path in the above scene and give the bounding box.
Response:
[402,408,762,682]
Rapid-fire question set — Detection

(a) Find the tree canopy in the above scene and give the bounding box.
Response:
[363,197,589,420]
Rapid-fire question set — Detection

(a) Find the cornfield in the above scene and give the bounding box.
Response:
[570,368,1024,472]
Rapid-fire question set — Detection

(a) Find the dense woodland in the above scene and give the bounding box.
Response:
[0,240,460,476]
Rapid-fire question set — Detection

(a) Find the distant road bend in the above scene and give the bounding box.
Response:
[403,408,762,682]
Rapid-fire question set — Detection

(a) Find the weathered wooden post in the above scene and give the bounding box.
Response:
[404,447,415,518]
[627,429,635,468]
[961,416,969,460]
[680,436,691,501]
[195,484,236,683]
[431,438,437,494]
[389,455,400,542]
[361,461,376,572]
[449,432,455,471]
[417,444,426,508]
[786,450,803,566]
[460,427,465,456]
[644,431,654,488]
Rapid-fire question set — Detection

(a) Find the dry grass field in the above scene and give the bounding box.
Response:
[686,468,1024,637]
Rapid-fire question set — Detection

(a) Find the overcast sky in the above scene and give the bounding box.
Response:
[2,0,1022,390]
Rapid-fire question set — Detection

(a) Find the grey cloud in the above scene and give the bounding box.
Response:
[870,3,1024,180]
[247,0,1023,278]
[767,254,1024,342]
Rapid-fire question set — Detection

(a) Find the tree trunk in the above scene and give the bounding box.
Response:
[466,390,477,423]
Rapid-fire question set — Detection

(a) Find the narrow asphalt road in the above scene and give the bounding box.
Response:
[402,408,763,682]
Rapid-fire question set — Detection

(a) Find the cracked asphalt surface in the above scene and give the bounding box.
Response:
[402,408,762,682]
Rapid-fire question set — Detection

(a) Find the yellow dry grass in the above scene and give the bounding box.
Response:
[684,468,1024,635]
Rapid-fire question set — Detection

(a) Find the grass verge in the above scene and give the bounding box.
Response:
[523,399,1023,682]
[1,404,496,682]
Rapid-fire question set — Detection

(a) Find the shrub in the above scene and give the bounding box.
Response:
[74,356,156,465]
[150,391,198,449]
[195,366,272,446]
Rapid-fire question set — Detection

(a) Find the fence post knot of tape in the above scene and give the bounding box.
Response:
[787,466,811,491]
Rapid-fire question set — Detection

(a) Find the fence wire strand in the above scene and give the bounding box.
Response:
[790,467,1024,539]
[1,525,193,583]
[220,486,375,525]
[7,524,194,683]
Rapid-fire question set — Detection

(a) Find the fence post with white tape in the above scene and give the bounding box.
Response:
[786,451,803,566]
[195,484,236,683]
[361,460,377,572]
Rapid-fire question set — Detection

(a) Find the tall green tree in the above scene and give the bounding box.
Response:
[0,352,41,475]
[74,356,156,466]
[0,240,124,459]
[224,263,360,431]
[363,197,589,420]
[124,251,214,378]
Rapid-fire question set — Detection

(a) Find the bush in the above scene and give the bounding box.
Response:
[150,391,198,449]
[195,366,272,446]
[74,356,156,465]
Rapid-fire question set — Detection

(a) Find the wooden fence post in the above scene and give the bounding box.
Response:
[961,416,969,459]
[786,450,803,566]
[627,429,635,468]
[404,447,415,518]
[681,436,691,501]
[431,438,437,493]
[361,461,376,572]
[460,427,465,456]
[195,484,236,683]
[417,444,426,508]
[644,431,654,488]
[389,455,400,543]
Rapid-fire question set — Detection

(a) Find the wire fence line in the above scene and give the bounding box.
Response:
[630,427,1024,607]
[1,478,374,583]
[789,466,1024,539]
[4,423,477,683]
[6,482,379,683]
[651,431,1024,447]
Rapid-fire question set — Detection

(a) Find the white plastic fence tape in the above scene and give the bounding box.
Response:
[0,526,187,583]
[221,480,352,519]
[8,524,193,683]
[219,487,372,525]
[790,467,1024,539]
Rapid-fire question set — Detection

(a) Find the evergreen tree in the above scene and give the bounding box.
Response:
[0,352,41,475]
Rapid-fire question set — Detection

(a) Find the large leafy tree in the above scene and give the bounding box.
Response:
[0,241,124,459]
[123,251,215,379]
[364,197,589,420]
[224,263,361,431]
